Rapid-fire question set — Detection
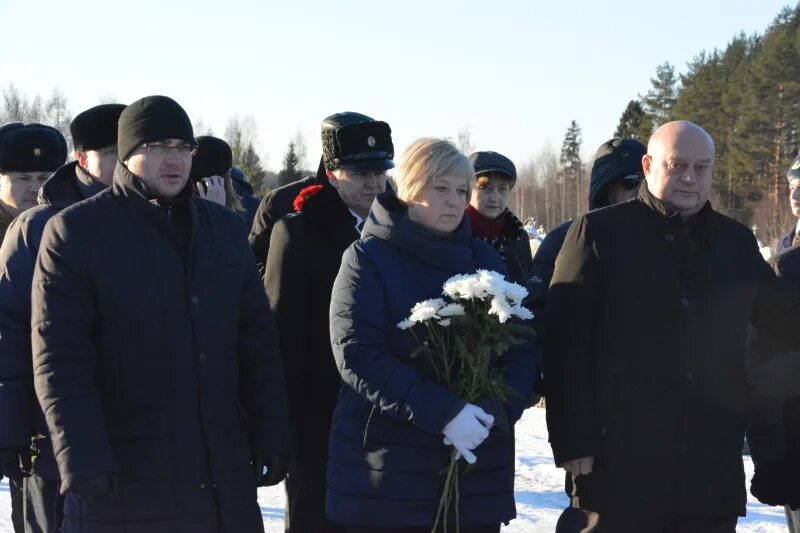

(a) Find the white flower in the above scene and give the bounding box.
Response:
[438,318,452,327]
[511,304,534,321]
[397,319,415,330]
[408,298,446,323]
[443,274,478,299]
[437,303,466,317]
[503,281,529,305]
[488,296,513,323]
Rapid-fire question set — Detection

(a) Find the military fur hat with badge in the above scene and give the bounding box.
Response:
[0,122,67,173]
[321,116,395,173]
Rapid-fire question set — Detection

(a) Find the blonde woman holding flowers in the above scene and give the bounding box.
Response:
[327,138,538,532]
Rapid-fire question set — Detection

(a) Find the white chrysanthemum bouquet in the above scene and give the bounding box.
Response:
[396,270,535,532]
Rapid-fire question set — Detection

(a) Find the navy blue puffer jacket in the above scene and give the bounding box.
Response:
[326,190,538,527]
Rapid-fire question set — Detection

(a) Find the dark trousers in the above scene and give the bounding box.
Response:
[284,457,345,533]
[346,526,500,533]
[23,475,60,533]
[11,477,24,533]
[597,512,737,533]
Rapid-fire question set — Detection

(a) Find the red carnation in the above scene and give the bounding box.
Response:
[293,185,323,212]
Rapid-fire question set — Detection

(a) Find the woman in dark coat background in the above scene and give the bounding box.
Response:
[326,138,538,532]
[465,151,533,287]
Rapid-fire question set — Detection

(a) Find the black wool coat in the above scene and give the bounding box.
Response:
[544,186,800,517]
[264,184,357,459]
[32,163,290,533]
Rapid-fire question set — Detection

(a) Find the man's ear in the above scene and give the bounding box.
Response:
[642,154,653,176]
[75,150,89,171]
[326,169,338,188]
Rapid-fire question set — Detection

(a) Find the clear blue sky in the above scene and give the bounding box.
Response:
[0,0,793,171]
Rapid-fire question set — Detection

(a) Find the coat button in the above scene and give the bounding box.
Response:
[680,297,690,308]
[685,370,694,380]
[678,443,688,453]
[200,483,206,489]
[191,296,199,305]
[199,354,207,363]
[665,233,675,243]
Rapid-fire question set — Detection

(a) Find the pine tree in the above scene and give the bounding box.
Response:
[278,141,302,186]
[642,62,679,127]
[614,100,654,141]
[560,121,584,217]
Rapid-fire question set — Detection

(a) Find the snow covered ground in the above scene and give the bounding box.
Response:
[0,407,790,532]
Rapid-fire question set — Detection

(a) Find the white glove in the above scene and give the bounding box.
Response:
[442,404,494,464]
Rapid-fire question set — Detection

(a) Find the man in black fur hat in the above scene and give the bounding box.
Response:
[0,104,125,533]
[0,121,67,533]
[264,111,394,532]
[0,123,67,246]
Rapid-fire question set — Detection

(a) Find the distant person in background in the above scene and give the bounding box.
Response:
[0,121,66,533]
[530,138,646,304]
[0,123,67,245]
[747,153,800,533]
[777,155,800,255]
[466,150,533,287]
[191,135,246,216]
[0,104,125,533]
[231,166,260,230]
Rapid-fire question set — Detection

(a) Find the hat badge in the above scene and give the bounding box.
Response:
[367,136,376,148]
[33,147,42,157]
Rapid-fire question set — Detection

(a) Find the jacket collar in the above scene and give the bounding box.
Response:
[638,182,713,223]
[363,189,479,271]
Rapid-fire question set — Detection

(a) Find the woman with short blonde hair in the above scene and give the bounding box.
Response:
[326,138,537,532]
[396,137,475,205]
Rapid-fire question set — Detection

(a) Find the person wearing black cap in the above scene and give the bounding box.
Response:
[190,135,246,217]
[0,104,124,533]
[466,151,533,287]
[0,121,66,533]
[31,95,290,532]
[0,123,67,246]
[264,111,393,533]
[248,111,376,273]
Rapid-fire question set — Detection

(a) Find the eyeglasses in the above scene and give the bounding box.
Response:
[141,142,197,158]
[620,174,643,191]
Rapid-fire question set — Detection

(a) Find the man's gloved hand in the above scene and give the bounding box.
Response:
[751,461,791,506]
[71,473,119,501]
[0,447,31,481]
[442,404,494,464]
[254,454,289,487]
[474,397,510,435]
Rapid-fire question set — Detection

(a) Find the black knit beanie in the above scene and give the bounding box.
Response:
[117,96,194,161]
[190,136,233,181]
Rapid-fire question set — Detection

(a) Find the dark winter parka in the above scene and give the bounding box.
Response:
[544,184,800,517]
[249,174,316,271]
[0,204,13,245]
[31,163,290,533]
[326,190,538,527]
[747,244,800,508]
[0,162,104,480]
[264,176,358,459]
